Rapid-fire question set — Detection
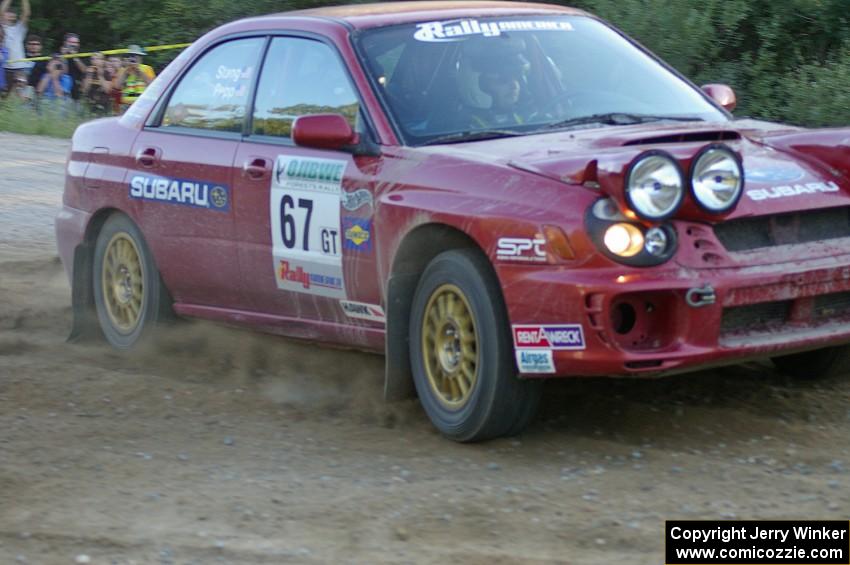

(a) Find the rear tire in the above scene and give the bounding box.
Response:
[93,213,169,349]
[409,248,542,442]
[772,345,850,380]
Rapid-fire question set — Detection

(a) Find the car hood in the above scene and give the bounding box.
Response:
[419,119,850,221]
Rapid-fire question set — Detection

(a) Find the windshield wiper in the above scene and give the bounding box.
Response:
[545,112,705,130]
[419,129,525,146]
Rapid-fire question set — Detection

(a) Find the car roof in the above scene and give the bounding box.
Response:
[276,1,587,30]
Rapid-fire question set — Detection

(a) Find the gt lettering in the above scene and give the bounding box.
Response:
[321,228,339,255]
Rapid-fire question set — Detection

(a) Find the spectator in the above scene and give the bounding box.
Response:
[114,44,155,110]
[60,32,86,102]
[11,69,31,102]
[1,0,30,93]
[37,52,72,105]
[106,55,123,113]
[24,33,44,87]
[82,51,113,114]
[0,25,8,94]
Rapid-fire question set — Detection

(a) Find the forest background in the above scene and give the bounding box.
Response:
[13,0,850,127]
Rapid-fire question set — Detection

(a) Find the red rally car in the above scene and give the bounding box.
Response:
[56,1,850,441]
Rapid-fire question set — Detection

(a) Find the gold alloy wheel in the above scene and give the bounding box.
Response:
[101,232,145,334]
[421,284,480,409]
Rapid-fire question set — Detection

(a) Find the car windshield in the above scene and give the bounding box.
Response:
[356,15,729,145]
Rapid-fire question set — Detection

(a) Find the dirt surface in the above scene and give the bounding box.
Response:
[1,131,849,564]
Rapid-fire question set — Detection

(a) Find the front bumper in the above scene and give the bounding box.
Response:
[500,252,850,377]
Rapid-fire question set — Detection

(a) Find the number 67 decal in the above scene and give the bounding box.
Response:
[280,195,313,251]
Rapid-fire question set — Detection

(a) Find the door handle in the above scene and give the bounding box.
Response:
[243,157,271,180]
[136,146,161,168]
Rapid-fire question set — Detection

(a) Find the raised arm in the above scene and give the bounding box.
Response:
[20,0,29,25]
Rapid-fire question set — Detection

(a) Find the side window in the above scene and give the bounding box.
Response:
[161,38,265,132]
[252,37,360,138]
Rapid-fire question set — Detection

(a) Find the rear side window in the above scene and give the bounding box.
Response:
[252,37,359,138]
[161,38,265,132]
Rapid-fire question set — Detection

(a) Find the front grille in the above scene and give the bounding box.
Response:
[714,207,850,252]
[721,301,791,334]
[814,291,850,319]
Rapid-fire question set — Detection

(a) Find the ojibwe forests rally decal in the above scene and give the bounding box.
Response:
[271,155,348,299]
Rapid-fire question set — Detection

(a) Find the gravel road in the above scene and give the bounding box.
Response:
[1,131,849,564]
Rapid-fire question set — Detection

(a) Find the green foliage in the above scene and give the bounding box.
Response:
[572,0,850,126]
[7,0,850,133]
[0,99,91,137]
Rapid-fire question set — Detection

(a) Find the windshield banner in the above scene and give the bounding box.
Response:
[414,19,573,42]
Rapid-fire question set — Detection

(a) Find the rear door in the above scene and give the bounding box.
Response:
[130,37,266,309]
[232,35,384,324]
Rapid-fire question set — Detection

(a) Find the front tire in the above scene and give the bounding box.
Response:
[409,249,542,442]
[773,345,850,380]
[93,213,168,349]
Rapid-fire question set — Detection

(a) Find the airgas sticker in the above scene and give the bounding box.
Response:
[129,175,230,212]
[515,349,555,374]
[513,324,585,350]
[340,301,385,323]
[343,217,372,252]
[271,155,348,298]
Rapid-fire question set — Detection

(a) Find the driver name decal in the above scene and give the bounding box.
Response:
[414,19,573,42]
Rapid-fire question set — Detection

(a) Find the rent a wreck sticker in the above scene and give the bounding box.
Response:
[513,324,585,350]
[271,155,348,299]
[414,19,573,42]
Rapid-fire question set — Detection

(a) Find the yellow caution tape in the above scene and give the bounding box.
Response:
[8,42,192,64]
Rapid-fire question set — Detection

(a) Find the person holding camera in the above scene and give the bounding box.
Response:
[113,44,154,111]
[37,52,72,109]
[82,51,113,114]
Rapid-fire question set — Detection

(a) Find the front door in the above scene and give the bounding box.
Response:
[233,35,384,324]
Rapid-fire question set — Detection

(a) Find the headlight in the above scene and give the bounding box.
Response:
[625,151,685,220]
[691,145,743,213]
[603,223,644,257]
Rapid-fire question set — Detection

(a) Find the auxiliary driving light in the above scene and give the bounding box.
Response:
[604,223,644,257]
[691,145,743,213]
[625,151,685,220]
[644,226,669,256]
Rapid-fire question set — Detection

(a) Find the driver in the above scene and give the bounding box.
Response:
[467,44,530,128]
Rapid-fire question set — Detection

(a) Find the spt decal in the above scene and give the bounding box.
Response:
[513,324,585,350]
[343,217,372,252]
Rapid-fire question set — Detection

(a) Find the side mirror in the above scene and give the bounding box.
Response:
[292,114,359,151]
[701,84,737,112]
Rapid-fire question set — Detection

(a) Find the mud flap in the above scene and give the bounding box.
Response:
[384,272,418,401]
[67,243,99,343]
